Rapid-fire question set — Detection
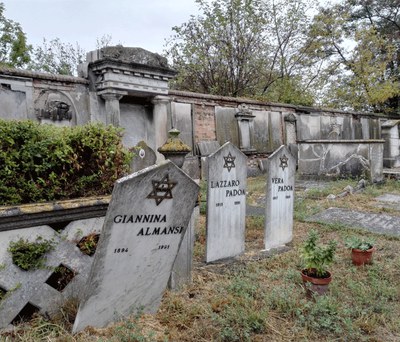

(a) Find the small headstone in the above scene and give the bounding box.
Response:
[206,142,247,262]
[72,161,199,332]
[264,145,295,250]
[130,141,157,172]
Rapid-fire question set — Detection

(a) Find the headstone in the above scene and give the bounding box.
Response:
[264,145,295,250]
[168,206,199,290]
[197,140,221,179]
[72,161,199,332]
[130,140,157,173]
[206,142,247,262]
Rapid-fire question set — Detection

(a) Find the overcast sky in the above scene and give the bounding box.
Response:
[2,0,200,55]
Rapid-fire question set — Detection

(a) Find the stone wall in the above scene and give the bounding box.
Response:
[0,47,395,180]
[298,140,384,182]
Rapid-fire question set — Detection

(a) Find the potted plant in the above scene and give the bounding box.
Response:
[300,230,337,296]
[345,236,375,266]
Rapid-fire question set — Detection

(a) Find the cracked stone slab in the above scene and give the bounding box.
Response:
[307,207,400,236]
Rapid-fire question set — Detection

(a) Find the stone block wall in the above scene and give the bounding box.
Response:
[298,140,384,182]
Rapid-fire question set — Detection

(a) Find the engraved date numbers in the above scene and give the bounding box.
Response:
[158,245,170,250]
[114,248,129,253]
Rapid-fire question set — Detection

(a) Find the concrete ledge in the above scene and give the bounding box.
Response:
[0,196,110,232]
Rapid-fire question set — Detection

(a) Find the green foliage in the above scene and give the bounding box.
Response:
[345,236,374,251]
[310,0,400,114]
[0,120,132,205]
[165,0,318,105]
[8,237,54,271]
[301,229,337,278]
[28,38,85,76]
[111,312,156,342]
[296,296,344,334]
[76,233,100,256]
[212,273,267,341]
[0,3,31,68]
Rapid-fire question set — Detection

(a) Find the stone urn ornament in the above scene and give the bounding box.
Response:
[158,128,191,168]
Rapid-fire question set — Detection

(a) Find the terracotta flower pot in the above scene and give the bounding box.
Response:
[351,246,375,266]
[301,269,332,297]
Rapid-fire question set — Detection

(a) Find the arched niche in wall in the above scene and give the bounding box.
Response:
[34,90,77,127]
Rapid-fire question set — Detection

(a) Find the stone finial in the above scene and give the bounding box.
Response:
[157,128,191,168]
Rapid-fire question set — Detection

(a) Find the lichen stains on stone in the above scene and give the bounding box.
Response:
[157,137,191,153]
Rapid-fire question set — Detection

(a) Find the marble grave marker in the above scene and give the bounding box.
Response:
[206,142,247,262]
[72,161,199,332]
[264,145,295,250]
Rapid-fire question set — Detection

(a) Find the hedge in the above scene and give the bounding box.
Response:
[0,120,133,205]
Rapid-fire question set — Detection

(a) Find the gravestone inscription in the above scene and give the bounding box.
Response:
[206,142,247,262]
[264,145,295,250]
[72,161,199,332]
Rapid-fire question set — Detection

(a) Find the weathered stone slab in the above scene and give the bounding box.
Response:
[73,161,199,332]
[264,145,295,250]
[197,140,221,156]
[376,193,400,203]
[206,142,247,262]
[308,207,400,236]
[168,206,199,290]
[374,194,400,211]
[129,140,157,172]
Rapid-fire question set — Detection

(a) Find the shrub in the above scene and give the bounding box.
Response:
[0,120,132,205]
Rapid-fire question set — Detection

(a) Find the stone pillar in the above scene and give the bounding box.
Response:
[100,91,125,126]
[152,95,170,162]
[235,104,256,154]
[284,113,298,163]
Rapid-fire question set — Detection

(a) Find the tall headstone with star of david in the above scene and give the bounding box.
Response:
[206,142,247,262]
[72,161,199,332]
[264,145,295,250]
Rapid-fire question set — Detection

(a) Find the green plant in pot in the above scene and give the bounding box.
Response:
[345,236,375,266]
[300,229,337,296]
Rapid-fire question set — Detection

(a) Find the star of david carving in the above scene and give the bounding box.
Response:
[223,152,236,172]
[279,154,289,171]
[147,174,177,206]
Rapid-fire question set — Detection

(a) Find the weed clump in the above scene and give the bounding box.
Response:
[8,237,54,271]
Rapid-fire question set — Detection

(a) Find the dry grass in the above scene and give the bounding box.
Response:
[2,176,400,341]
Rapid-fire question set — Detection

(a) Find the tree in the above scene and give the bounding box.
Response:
[309,1,400,114]
[29,38,85,76]
[0,2,31,68]
[29,34,116,76]
[260,0,318,105]
[165,0,318,106]
[166,0,268,97]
